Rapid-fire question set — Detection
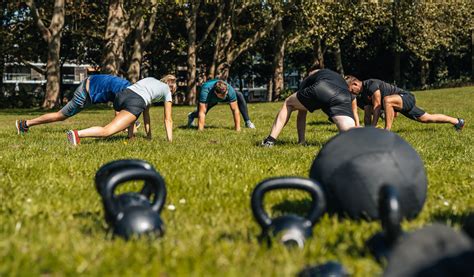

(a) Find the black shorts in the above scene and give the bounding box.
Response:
[113,89,147,117]
[397,92,425,120]
[296,81,354,119]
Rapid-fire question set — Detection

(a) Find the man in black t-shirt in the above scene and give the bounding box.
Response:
[261,69,359,147]
[345,76,465,131]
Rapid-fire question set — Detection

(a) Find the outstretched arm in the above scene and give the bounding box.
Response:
[163,101,173,142]
[229,101,241,131]
[371,90,382,127]
[297,110,307,144]
[143,105,151,139]
[351,99,360,127]
[198,103,207,131]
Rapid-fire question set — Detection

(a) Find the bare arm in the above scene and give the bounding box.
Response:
[163,101,173,142]
[364,105,373,126]
[198,103,207,131]
[143,105,151,139]
[351,99,360,127]
[297,110,307,144]
[371,90,382,127]
[229,101,241,131]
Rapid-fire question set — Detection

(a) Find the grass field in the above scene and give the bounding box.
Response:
[0,86,473,276]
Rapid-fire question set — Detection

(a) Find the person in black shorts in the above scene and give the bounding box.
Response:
[345,76,465,131]
[261,68,359,147]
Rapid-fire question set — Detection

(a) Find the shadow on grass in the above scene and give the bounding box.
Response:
[271,199,313,218]
[429,209,474,228]
[73,211,107,235]
[177,125,219,130]
[396,127,438,133]
[307,119,333,126]
[253,139,323,147]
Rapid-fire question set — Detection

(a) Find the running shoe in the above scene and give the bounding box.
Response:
[15,119,29,134]
[66,130,80,146]
[245,120,256,129]
[260,138,275,147]
[187,112,195,128]
[454,118,465,132]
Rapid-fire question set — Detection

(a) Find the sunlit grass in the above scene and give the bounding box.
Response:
[0,86,472,276]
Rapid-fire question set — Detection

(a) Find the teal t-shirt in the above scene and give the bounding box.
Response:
[198,79,237,104]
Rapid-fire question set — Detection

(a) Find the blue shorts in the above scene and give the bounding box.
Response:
[60,80,91,117]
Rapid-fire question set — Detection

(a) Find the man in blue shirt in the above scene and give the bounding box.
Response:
[187,79,241,131]
[15,74,131,134]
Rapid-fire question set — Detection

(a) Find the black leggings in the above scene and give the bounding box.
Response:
[190,90,251,121]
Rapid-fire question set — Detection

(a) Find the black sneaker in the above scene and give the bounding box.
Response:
[187,112,195,128]
[15,120,29,134]
[454,118,465,132]
[260,138,275,147]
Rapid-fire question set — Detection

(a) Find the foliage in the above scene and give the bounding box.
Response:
[0,87,473,275]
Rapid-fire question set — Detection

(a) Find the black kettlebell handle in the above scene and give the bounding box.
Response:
[103,168,167,218]
[379,185,402,243]
[251,177,326,228]
[95,159,155,195]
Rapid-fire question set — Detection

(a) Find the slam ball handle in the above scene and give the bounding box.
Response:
[251,177,326,228]
[103,168,167,218]
[379,185,402,243]
[95,159,155,196]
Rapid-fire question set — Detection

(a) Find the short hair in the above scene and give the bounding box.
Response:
[214,80,228,94]
[344,75,359,85]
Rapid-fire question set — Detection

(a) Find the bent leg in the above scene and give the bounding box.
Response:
[26,111,68,127]
[417,113,458,125]
[78,110,137,138]
[269,93,307,139]
[383,95,403,130]
[331,115,355,132]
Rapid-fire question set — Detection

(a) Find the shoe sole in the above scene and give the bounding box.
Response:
[67,130,77,146]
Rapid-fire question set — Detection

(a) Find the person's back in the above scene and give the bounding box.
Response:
[362,79,405,99]
[300,69,349,93]
[88,75,131,104]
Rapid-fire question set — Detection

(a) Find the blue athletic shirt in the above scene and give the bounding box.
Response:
[198,79,237,104]
[88,75,131,104]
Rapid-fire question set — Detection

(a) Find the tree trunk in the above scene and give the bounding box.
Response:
[272,21,285,102]
[420,60,430,88]
[185,0,200,105]
[472,29,474,82]
[313,39,325,69]
[393,51,401,85]
[27,0,65,109]
[333,42,344,75]
[127,1,158,83]
[210,1,231,79]
[266,79,273,103]
[103,0,129,75]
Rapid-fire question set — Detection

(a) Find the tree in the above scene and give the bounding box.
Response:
[26,0,65,109]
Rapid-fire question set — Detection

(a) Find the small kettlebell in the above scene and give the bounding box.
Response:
[366,185,404,261]
[95,159,155,224]
[251,177,326,248]
[102,167,166,239]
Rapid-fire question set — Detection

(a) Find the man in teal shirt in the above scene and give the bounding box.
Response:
[188,79,241,131]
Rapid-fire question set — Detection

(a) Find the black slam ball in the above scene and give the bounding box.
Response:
[309,128,427,220]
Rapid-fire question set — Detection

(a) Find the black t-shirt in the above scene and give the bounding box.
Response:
[362,79,405,99]
[300,69,355,100]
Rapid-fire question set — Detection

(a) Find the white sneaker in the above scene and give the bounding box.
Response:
[245,120,256,129]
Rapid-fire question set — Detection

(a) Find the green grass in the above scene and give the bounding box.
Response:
[0,86,473,276]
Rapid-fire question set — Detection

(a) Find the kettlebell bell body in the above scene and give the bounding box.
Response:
[251,177,326,248]
[99,161,167,240]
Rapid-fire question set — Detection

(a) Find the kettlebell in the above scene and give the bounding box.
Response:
[95,159,155,224]
[251,177,326,248]
[102,167,166,239]
[366,185,404,261]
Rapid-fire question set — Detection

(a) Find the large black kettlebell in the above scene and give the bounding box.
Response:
[366,185,404,261]
[251,177,326,248]
[102,167,167,239]
[95,159,155,224]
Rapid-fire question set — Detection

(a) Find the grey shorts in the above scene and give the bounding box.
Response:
[60,80,91,117]
[113,89,147,117]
